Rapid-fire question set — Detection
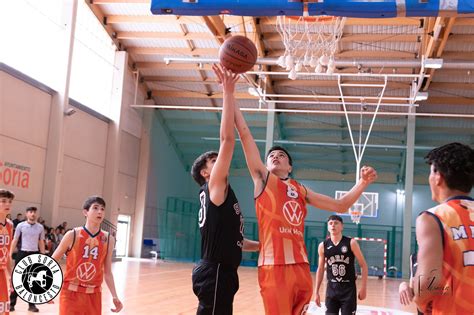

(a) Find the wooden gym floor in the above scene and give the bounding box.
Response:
[12,258,416,314]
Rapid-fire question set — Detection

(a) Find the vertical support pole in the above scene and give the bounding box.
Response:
[41,0,77,226]
[402,104,416,278]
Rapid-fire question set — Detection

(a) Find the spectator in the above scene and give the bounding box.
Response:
[12,213,23,228]
[9,206,45,312]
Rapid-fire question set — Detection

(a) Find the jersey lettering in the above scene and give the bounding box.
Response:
[82,245,99,260]
[198,191,206,228]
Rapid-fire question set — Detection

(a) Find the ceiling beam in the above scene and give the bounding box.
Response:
[116,31,216,40]
[423,17,456,91]
[136,62,214,70]
[87,2,121,47]
[143,75,247,85]
[127,47,218,55]
[439,51,474,60]
[151,90,258,99]
[201,16,228,43]
[106,15,193,24]
[422,96,474,105]
[428,82,474,90]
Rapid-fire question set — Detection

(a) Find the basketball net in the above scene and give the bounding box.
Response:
[349,207,363,225]
[276,15,346,80]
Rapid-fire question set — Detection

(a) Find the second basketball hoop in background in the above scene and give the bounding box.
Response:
[219,35,257,74]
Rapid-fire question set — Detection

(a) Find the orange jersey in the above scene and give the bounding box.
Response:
[427,197,474,314]
[64,227,110,294]
[255,172,309,266]
[0,220,13,314]
[0,220,13,270]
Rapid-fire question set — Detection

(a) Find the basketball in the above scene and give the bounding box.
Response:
[219,35,258,74]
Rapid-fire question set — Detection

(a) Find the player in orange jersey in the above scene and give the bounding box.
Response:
[52,196,123,315]
[414,142,474,315]
[233,103,377,314]
[0,189,15,315]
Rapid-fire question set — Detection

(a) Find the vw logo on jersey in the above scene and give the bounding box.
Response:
[282,201,304,226]
[12,254,63,304]
[76,262,97,282]
[341,246,348,253]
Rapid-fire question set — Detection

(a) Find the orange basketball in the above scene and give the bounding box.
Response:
[219,36,258,74]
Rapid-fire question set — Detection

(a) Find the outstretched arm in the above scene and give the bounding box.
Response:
[413,213,442,312]
[233,97,268,196]
[351,239,367,300]
[104,234,123,313]
[305,166,377,212]
[208,65,240,206]
[314,242,326,307]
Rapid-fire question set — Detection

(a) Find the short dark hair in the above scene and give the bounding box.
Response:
[83,196,106,210]
[0,189,15,200]
[26,206,37,212]
[191,151,218,186]
[266,146,293,166]
[327,215,343,223]
[425,142,474,193]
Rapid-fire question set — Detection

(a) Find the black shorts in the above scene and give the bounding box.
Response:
[192,260,239,315]
[325,283,357,315]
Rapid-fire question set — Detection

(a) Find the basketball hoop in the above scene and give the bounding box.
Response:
[275,15,346,80]
[349,209,363,225]
[336,191,379,225]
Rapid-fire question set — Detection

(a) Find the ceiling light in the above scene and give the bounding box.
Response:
[415,92,429,101]
[424,58,443,69]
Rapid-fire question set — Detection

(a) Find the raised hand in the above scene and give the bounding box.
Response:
[212,64,239,94]
[360,166,377,184]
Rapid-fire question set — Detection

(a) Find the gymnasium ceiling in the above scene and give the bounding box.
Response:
[87,1,474,185]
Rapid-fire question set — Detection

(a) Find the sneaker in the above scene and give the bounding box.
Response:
[28,305,39,312]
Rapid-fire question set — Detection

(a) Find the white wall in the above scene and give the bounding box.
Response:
[1,64,149,241]
[0,70,50,216]
[116,66,146,256]
[58,108,108,227]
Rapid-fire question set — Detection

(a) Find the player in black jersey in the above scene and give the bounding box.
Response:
[314,215,368,315]
[190,65,259,315]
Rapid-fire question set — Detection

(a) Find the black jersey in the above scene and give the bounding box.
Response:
[324,236,356,284]
[198,183,244,268]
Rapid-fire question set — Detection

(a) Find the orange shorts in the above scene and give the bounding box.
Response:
[0,269,10,315]
[59,289,101,315]
[258,263,313,315]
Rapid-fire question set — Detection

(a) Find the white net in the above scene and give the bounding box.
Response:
[354,238,386,279]
[349,205,363,224]
[275,15,346,79]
